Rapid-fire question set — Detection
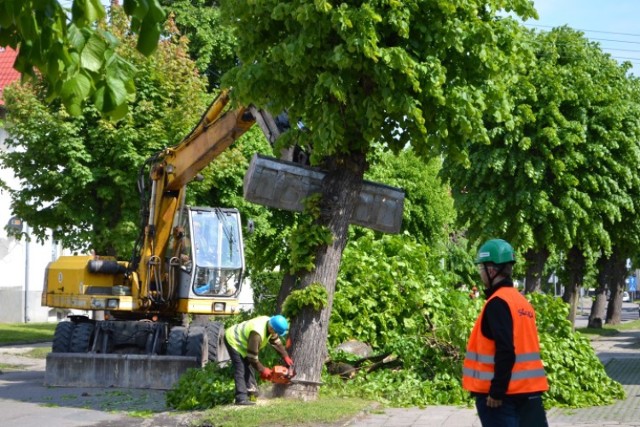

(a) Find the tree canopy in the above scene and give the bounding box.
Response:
[450,27,640,256]
[221,0,538,164]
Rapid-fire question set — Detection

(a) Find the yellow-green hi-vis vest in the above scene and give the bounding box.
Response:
[225,316,270,357]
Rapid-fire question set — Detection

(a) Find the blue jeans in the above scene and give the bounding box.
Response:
[475,394,548,427]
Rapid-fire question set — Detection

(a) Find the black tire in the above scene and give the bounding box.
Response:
[166,326,188,356]
[204,321,224,362]
[69,322,95,353]
[52,321,75,353]
[185,325,208,366]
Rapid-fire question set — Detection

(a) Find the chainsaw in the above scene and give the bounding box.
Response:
[270,365,295,384]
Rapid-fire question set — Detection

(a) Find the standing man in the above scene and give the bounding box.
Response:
[463,239,549,427]
[224,314,293,405]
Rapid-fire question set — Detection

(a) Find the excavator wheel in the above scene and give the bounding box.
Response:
[69,322,95,353]
[166,326,188,356]
[204,321,224,362]
[52,321,75,353]
[185,325,208,366]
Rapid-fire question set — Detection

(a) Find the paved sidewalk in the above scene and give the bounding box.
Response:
[344,327,640,427]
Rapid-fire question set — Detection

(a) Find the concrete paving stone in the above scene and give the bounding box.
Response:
[548,358,640,425]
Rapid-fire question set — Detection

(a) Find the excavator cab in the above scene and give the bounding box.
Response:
[169,207,245,312]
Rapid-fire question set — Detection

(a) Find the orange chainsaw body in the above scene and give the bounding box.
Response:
[270,365,295,384]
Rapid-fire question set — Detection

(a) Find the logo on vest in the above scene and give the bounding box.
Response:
[517,308,534,318]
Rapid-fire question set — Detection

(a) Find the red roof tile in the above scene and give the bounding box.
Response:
[0,47,20,106]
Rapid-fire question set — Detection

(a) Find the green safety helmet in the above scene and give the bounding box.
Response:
[475,239,516,265]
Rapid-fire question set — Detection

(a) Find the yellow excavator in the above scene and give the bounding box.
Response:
[42,90,284,389]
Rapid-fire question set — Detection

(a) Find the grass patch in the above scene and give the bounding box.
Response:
[612,319,640,331]
[577,319,640,336]
[577,327,619,337]
[129,410,155,418]
[0,323,56,345]
[23,346,52,359]
[196,397,374,427]
[0,363,25,371]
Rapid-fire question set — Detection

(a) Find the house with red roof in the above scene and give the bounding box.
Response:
[0,47,67,323]
[0,47,20,108]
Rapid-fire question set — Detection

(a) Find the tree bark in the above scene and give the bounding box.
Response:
[605,250,626,325]
[562,246,585,325]
[524,248,549,294]
[275,153,367,400]
[588,255,608,328]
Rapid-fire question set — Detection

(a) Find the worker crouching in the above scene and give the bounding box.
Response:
[224,314,294,405]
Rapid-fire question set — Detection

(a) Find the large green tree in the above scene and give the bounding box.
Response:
[219,0,537,398]
[591,74,640,326]
[446,27,640,322]
[1,6,208,255]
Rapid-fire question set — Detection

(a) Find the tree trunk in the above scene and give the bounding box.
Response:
[606,250,626,325]
[588,255,608,328]
[562,246,585,325]
[275,153,367,400]
[524,248,549,294]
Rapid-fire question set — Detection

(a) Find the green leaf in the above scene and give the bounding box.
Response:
[80,33,107,72]
[136,17,161,56]
[71,0,106,27]
[67,24,87,51]
[61,72,92,105]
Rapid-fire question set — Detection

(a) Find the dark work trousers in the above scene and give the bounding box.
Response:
[475,394,549,427]
[224,336,257,403]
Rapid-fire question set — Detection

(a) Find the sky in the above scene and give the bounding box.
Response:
[523,0,640,76]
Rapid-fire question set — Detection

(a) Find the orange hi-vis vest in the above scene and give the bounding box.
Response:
[462,287,549,395]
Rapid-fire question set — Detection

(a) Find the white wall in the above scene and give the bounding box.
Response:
[238,277,254,312]
[0,127,62,323]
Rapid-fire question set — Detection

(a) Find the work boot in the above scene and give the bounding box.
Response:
[235,399,256,406]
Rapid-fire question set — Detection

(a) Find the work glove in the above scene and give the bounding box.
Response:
[260,368,273,380]
[284,356,294,367]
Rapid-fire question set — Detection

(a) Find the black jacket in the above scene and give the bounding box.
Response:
[480,278,517,399]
